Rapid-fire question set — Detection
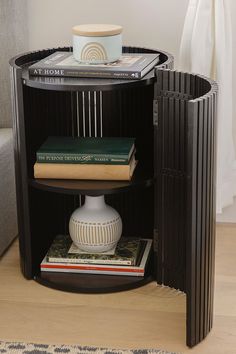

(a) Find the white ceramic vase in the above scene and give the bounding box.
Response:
[69,195,122,253]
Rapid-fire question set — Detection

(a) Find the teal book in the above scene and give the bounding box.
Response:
[46,234,142,266]
[36,136,135,165]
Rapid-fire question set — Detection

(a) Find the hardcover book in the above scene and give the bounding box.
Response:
[36,136,135,165]
[33,156,137,181]
[40,239,152,277]
[28,51,160,80]
[45,234,142,265]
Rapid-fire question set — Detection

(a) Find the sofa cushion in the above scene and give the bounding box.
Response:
[0,128,18,255]
[0,0,28,128]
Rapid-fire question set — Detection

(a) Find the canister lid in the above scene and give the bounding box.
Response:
[72,24,123,37]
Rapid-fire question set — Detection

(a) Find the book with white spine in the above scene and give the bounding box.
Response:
[40,239,152,277]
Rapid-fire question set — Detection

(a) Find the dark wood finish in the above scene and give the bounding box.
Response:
[10,46,173,289]
[36,272,153,294]
[10,66,33,279]
[186,86,217,347]
[153,69,217,347]
[10,47,217,347]
[155,69,191,292]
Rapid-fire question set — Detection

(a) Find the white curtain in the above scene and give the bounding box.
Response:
[179,0,236,214]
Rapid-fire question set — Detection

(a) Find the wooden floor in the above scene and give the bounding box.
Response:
[0,223,235,354]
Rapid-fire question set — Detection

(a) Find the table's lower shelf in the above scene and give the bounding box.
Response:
[35,272,153,293]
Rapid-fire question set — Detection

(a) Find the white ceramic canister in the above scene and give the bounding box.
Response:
[72,24,123,64]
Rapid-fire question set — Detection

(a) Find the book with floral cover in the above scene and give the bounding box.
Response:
[45,234,142,266]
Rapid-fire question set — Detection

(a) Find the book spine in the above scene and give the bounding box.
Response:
[36,152,129,165]
[34,162,135,181]
[29,68,141,80]
[40,265,144,277]
[41,262,143,272]
[47,257,133,265]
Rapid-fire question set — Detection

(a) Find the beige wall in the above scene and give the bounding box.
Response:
[27,0,188,65]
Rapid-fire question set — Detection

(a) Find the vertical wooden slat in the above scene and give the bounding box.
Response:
[205,95,211,335]
[190,74,196,98]
[200,96,208,340]
[185,73,191,95]
[10,67,33,278]
[195,99,204,344]
[94,91,97,137]
[175,71,180,93]
[82,91,86,136]
[163,70,169,91]
[76,92,80,136]
[186,100,198,346]
[169,70,175,91]
[99,91,103,137]
[163,95,169,285]
[210,90,217,328]
[180,71,186,93]
[207,92,214,333]
[175,98,182,288]
[156,71,164,283]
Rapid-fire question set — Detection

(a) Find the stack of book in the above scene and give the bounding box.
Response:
[34,136,137,181]
[40,235,152,277]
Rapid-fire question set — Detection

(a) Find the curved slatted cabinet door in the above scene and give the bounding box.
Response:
[186,79,217,347]
[154,69,217,347]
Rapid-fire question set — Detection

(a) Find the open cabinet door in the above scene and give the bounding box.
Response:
[153,69,217,347]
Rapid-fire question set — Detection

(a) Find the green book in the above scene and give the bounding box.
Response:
[45,234,142,266]
[36,136,135,165]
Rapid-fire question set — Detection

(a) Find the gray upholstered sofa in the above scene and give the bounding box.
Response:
[0,0,28,255]
[0,129,17,255]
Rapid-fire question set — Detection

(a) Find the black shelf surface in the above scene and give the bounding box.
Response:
[35,272,153,293]
[29,164,154,195]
